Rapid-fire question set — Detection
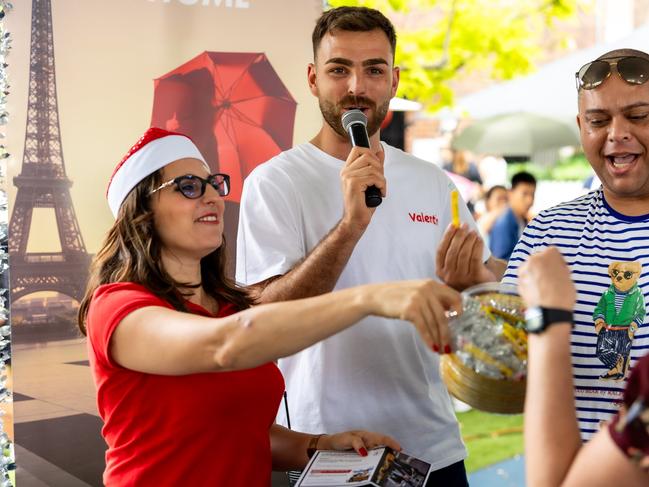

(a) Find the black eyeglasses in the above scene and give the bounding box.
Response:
[149,173,230,199]
[576,56,649,91]
[612,269,638,280]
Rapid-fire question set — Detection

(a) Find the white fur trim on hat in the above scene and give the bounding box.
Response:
[107,133,209,217]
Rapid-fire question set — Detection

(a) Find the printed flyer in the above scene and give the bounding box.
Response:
[296,447,431,487]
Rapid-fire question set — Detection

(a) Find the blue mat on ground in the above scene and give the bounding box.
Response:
[468,455,526,487]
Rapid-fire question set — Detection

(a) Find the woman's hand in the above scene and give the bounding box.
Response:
[318,430,401,457]
[518,247,575,311]
[365,280,462,353]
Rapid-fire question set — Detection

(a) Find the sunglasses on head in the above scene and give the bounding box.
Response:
[149,173,231,199]
[575,56,649,90]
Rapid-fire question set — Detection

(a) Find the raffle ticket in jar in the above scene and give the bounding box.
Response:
[449,291,527,380]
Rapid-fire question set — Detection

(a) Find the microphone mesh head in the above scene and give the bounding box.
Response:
[341,109,367,131]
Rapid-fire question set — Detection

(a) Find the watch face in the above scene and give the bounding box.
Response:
[525,307,544,333]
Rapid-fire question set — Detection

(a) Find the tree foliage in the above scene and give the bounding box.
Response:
[327,0,583,110]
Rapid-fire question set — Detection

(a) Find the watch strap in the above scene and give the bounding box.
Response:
[541,307,574,329]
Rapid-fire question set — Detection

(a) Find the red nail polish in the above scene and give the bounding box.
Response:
[444,345,452,354]
[359,447,368,457]
[432,344,439,353]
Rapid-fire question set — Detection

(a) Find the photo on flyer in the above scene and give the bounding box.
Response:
[296,447,431,487]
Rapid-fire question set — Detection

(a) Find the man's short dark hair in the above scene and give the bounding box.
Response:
[312,6,397,61]
[511,171,536,189]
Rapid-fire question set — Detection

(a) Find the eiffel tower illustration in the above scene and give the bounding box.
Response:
[9,0,91,302]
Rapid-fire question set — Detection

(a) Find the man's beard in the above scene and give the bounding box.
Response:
[319,95,390,140]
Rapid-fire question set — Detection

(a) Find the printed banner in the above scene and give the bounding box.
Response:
[6,0,321,484]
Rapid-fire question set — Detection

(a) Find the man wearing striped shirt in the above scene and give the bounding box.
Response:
[502,48,649,439]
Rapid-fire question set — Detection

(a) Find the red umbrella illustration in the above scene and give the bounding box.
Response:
[151,52,297,202]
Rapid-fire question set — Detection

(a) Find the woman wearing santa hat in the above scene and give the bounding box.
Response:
[79,127,460,486]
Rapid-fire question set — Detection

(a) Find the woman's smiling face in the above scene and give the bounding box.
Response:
[150,157,225,261]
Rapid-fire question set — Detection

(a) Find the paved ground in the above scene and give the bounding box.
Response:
[12,338,99,486]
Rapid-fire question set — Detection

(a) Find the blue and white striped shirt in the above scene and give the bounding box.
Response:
[502,188,649,439]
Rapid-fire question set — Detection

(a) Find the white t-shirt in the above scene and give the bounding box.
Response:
[237,142,488,469]
[502,189,649,439]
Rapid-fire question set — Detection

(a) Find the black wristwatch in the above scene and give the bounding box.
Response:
[525,306,573,334]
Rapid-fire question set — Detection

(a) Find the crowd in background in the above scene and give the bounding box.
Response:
[441,148,537,261]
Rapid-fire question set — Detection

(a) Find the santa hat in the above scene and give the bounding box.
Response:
[107,127,209,217]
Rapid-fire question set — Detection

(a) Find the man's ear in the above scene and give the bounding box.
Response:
[391,66,400,98]
[307,63,318,96]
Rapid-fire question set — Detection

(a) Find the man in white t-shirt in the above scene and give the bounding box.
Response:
[236,7,503,485]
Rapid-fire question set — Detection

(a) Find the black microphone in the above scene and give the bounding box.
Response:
[341,109,382,208]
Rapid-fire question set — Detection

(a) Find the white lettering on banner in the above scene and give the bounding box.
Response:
[150,0,251,8]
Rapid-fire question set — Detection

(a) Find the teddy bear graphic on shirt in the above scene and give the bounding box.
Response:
[593,261,646,381]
